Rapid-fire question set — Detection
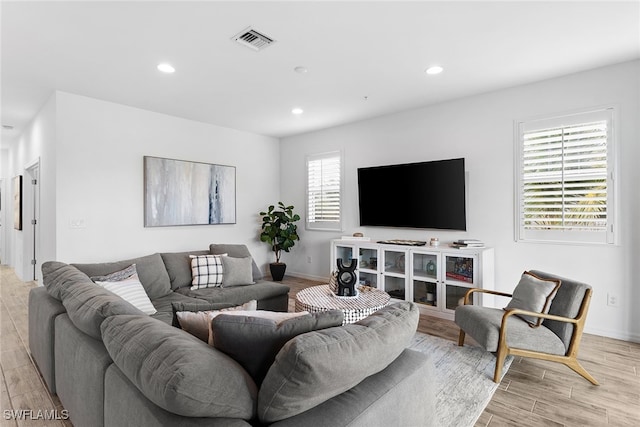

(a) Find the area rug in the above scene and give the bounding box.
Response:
[408,332,514,427]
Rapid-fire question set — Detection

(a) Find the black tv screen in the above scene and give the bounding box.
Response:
[357,158,466,231]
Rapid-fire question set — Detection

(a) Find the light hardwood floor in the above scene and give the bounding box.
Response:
[1,267,639,426]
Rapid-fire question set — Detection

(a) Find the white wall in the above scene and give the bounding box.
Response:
[54,92,280,270]
[280,60,640,342]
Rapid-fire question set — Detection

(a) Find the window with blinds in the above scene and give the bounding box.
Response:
[306,151,343,231]
[516,108,615,244]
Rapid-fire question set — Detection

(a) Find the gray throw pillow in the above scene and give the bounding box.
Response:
[101,315,258,419]
[257,302,418,423]
[222,256,255,287]
[210,244,263,281]
[212,310,344,386]
[505,271,561,327]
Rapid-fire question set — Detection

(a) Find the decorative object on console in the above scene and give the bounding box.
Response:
[451,239,485,249]
[259,202,300,281]
[144,156,236,227]
[429,237,439,247]
[336,258,358,297]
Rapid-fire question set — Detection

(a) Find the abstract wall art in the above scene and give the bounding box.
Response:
[144,156,236,227]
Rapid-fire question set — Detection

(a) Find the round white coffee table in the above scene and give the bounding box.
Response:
[295,285,391,324]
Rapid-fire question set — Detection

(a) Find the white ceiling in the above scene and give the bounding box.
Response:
[2,1,639,145]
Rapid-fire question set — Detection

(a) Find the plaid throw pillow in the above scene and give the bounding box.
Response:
[190,254,226,289]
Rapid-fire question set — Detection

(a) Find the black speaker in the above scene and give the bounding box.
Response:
[336,258,357,297]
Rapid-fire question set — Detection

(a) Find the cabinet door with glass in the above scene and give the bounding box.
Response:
[410,250,440,311]
[357,244,380,288]
[331,244,355,271]
[380,247,408,301]
[442,253,479,313]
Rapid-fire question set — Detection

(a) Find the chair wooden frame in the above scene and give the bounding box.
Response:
[457,288,598,385]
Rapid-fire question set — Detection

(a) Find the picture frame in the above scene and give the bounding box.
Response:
[13,175,22,230]
[143,156,236,227]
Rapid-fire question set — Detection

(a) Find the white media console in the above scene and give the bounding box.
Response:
[330,239,495,320]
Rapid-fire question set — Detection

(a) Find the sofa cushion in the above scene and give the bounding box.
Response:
[72,253,172,300]
[41,262,145,339]
[43,261,93,301]
[222,256,255,287]
[176,281,289,306]
[212,310,344,386]
[101,314,258,419]
[257,301,418,423]
[505,271,561,327]
[174,300,258,343]
[160,250,210,290]
[210,244,263,281]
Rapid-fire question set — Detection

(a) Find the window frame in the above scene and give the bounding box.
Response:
[305,150,344,232]
[514,107,617,245]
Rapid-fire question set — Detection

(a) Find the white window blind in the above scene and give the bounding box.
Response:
[516,108,615,244]
[306,152,343,231]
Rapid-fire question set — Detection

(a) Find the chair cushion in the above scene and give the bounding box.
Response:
[530,270,591,351]
[101,314,258,419]
[505,271,561,327]
[72,253,172,300]
[257,302,418,423]
[455,305,566,355]
[210,244,263,281]
[211,310,344,386]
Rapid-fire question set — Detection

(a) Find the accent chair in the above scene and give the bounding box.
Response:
[454,270,598,385]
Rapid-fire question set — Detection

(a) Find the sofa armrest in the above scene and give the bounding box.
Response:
[28,286,66,393]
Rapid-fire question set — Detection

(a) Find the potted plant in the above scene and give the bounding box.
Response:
[259,202,301,281]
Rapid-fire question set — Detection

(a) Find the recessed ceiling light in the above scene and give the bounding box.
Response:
[157,63,175,73]
[291,108,304,115]
[294,66,308,74]
[425,65,444,75]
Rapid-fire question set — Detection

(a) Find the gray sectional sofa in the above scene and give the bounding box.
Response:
[28,244,435,427]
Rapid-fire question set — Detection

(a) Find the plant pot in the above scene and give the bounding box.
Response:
[269,263,287,281]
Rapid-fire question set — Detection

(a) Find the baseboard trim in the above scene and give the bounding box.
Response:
[284,271,329,282]
[585,326,640,343]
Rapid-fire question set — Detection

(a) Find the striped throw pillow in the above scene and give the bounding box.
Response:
[94,274,157,315]
[190,254,226,289]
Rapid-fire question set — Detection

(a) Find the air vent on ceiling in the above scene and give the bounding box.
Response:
[232,27,276,51]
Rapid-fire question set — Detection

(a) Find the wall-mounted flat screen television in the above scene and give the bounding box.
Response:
[357,158,466,231]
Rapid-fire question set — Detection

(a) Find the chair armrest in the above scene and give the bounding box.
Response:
[502,308,579,325]
[463,288,513,304]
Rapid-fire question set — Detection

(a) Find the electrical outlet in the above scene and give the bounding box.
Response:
[307,256,312,264]
[69,218,86,229]
[607,292,619,307]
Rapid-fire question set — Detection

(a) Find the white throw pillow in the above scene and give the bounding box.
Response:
[190,254,226,289]
[95,274,157,315]
[175,299,258,343]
